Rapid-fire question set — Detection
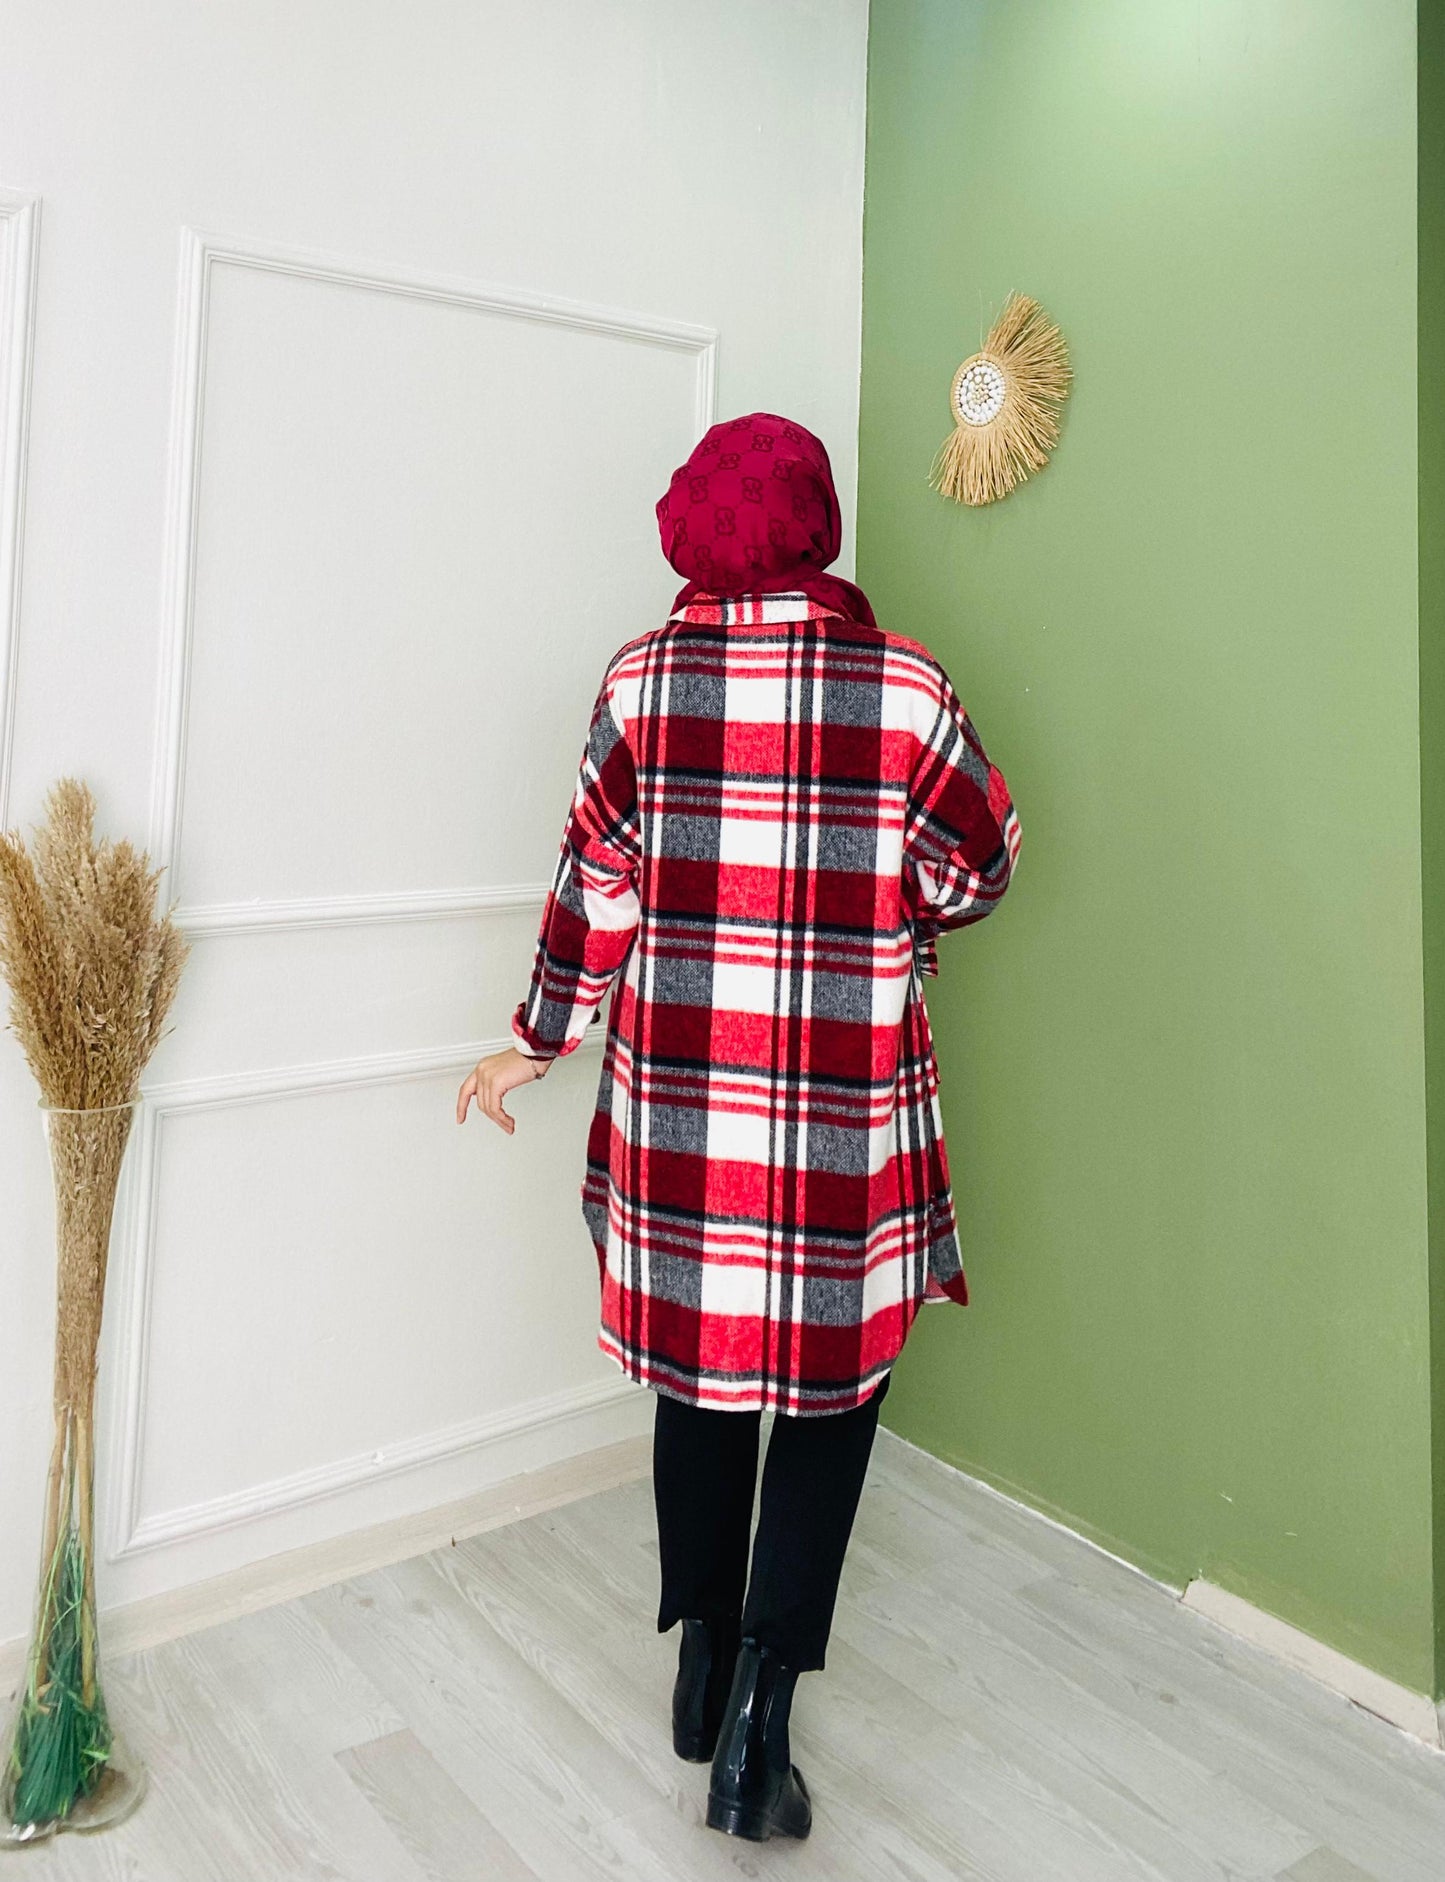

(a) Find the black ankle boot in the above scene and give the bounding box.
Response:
[705,1637,812,1841]
[671,1612,742,1761]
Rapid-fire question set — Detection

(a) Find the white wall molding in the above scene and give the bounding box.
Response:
[105,1027,606,1563]
[174,880,552,937]
[118,223,713,1592]
[149,225,719,930]
[0,190,40,826]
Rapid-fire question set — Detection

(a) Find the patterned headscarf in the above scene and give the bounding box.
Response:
[656,412,877,628]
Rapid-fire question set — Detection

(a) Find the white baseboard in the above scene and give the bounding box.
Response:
[1180,1577,1442,1749]
[882,1429,1442,1754]
[0,1430,651,1702]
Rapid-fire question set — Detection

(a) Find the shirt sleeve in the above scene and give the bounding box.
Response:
[902,665,1021,977]
[511,664,642,1060]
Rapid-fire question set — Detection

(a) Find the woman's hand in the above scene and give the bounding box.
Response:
[456,1047,550,1134]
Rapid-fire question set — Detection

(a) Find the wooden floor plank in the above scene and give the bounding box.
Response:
[836,1565,1320,1873]
[336,1728,542,1882]
[304,1561,676,1882]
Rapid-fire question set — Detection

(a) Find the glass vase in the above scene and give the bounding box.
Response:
[1,1099,147,1848]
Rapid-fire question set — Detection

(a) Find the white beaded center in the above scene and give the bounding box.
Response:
[954,358,1007,427]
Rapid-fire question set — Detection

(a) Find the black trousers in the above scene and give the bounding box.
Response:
[651,1370,890,1673]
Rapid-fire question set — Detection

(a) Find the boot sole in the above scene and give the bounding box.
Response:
[705,1768,811,1841]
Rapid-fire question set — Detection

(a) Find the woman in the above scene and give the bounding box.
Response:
[458,412,1020,1842]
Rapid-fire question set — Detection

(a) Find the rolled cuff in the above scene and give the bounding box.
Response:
[510,1002,603,1063]
[510,1008,564,1062]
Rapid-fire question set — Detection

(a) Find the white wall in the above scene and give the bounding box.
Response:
[0,0,868,1646]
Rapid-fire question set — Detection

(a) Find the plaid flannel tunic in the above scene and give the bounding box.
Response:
[512,592,1021,1415]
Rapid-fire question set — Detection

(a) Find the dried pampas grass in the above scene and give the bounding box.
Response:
[1,780,187,1844]
[0,777,186,1111]
[930,292,1071,506]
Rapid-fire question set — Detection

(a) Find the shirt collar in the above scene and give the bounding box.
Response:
[667,591,843,627]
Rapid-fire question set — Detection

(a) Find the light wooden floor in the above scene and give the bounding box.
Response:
[13,1427,1445,1881]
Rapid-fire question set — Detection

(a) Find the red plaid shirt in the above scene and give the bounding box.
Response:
[512,592,1021,1414]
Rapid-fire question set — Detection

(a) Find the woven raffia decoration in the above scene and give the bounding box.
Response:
[930,293,1071,506]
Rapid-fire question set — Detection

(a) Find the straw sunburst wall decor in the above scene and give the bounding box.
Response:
[930,293,1071,506]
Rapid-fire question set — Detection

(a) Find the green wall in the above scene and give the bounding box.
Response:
[860,0,1434,1692]
[1421,0,1445,1697]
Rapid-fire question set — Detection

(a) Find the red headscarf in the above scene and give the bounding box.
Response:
[656,412,877,628]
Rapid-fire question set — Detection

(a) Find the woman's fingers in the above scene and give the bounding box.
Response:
[459,1053,537,1132]
[480,1067,516,1134]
